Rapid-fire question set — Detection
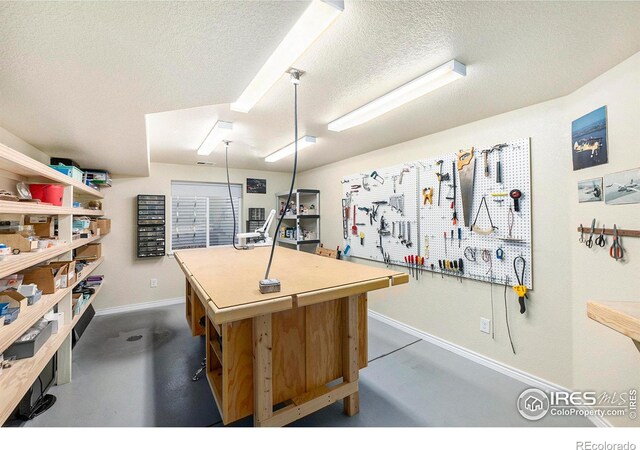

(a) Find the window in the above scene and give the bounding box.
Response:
[171,181,242,250]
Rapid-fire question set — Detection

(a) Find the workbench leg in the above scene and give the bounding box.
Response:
[342,295,359,416]
[253,313,273,427]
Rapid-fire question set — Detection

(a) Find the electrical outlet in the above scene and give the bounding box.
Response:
[150,278,158,288]
[480,317,491,334]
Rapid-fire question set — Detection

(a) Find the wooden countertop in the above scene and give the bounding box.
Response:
[175,246,408,323]
[587,301,640,343]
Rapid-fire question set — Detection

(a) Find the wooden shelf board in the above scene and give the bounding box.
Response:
[0,276,104,424]
[209,339,222,365]
[278,215,320,220]
[206,368,224,414]
[0,200,103,217]
[72,209,104,217]
[0,235,101,279]
[72,283,104,327]
[277,238,320,245]
[0,143,104,199]
[0,257,104,354]
[587,301,640,342]
[0,321,72,423]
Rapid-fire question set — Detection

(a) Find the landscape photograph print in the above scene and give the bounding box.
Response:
[572,106,608,171]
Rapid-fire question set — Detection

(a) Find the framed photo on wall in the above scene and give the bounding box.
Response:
[577,177,603,203]
[572,106,608,171]
[246,178,267,194]
[604,167,640,205]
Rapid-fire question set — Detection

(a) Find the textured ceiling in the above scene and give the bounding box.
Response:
[3,2,640,176]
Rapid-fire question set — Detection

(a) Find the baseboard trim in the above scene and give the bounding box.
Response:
[94,297,183,316]
[368,309,612,427]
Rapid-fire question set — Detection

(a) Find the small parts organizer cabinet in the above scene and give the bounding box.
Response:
[136,195,165,258]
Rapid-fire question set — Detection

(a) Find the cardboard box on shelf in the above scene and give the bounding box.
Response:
[75,243,101,260]
[49,261,76,288]
[0,234,38,253]
[25,216,55,238]
[88,220,98,235]
[20,265,67,294]
[0,290,28,311]
[96,218,111,235]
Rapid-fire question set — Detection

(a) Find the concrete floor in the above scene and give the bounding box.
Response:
[22,303,591,427]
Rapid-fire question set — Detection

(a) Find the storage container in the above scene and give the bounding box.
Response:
[74,243,101,260]
[28,184,64,206]
[5,320,53,360]
[49,164,84,183]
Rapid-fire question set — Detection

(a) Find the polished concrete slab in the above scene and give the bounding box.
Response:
[23,303,592,427]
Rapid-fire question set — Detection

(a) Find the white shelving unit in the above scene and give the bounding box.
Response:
[0,142,106,424]
[275,189,320,251]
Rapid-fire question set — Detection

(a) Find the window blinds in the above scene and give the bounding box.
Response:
[171,181,242,250]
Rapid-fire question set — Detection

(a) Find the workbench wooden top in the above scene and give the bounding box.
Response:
[174,246,407,321]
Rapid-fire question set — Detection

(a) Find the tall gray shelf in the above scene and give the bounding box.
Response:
[275,189,320,252]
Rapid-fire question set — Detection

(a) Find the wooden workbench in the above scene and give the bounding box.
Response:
[174,246,408,427]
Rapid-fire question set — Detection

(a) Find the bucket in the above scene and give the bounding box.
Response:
[29,184,64,206]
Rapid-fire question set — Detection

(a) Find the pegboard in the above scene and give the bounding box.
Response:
[341,138,533,289]
[417,138,532,288]
[341,162,420,267]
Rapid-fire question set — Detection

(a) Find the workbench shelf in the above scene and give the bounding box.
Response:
[0,141,109,425]
[276,189,320,252]
[0,257,104,354]
[587,301,640,350]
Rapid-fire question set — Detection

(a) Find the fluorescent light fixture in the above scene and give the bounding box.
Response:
[230,0,343,113]
[197,120,233,155]
[328,59,466,132]
[265,136,317,163]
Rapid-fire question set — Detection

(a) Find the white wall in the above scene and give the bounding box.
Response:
[95,162,292,310]
[299,98,575,387]
[299,51,640,416]
[566,53,640,427]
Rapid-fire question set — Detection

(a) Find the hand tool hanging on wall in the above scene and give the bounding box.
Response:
[496,247,505,261]
[406,222,413,248]
[398,167,410,185]
[458,227,462,248]
[449,161,458,225]
[493,144,507,184]
[424,235,429,259]
[352,206,358,235]
[359,231,365,245]
[578,223,585,243]
[481,148,492,177]
[362,175,371,191]
[379,215,391,236]
[609,224,624,261]
[341,198,348,239]
[435,161,449,206]
[585,218,596,248]
[422,187,433,206]
[464,246,476,262]
[400,222,406,245]
[471,196,497,235]
[509,189,522,212]
[392,221,396,238]
[457,147,476,227]
[512,256,528,314]
[392,175,398,193]
[370,171,384,184]
[444,231,448,256]
[595,225,606,248]
[390,194,404,215]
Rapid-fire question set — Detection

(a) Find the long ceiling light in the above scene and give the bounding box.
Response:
[265,135,316,163]
[230,0,344,113]
[197,120,233,156]
[328,59,467,132]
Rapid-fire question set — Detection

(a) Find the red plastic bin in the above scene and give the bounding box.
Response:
[28,184,64,206]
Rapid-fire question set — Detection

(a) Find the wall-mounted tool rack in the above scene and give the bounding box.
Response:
[341,138,533,288]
